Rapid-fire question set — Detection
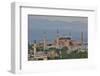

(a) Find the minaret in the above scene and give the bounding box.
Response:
[80,32,83,46]
[33,40,37,57]
[43,31,47,51]
[69,32,71,38]
[56,29,59,49]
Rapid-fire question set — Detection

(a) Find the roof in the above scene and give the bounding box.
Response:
[59,37,71,40]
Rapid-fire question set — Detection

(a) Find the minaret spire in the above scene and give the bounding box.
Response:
[33,40,37,57]
[56,28,59,49]
[43,31,47,51]
[69,32,71,38]
[80,32,83,46]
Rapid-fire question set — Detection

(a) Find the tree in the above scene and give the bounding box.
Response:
[61,46,68,51]
[60,46,69,59]
[36,47,43,51]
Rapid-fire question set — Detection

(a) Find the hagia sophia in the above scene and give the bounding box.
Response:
[28,29,88,60]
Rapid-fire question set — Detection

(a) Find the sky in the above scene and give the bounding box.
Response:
[28,15,88,44]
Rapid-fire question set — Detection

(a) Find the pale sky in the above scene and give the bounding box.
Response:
[28,15,88,43]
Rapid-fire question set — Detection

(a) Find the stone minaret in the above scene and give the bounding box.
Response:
[43,31,47,51]
[33,40,37,57]
[80,32,83,46]
[69,32,71,38]
[56,29,59,49]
